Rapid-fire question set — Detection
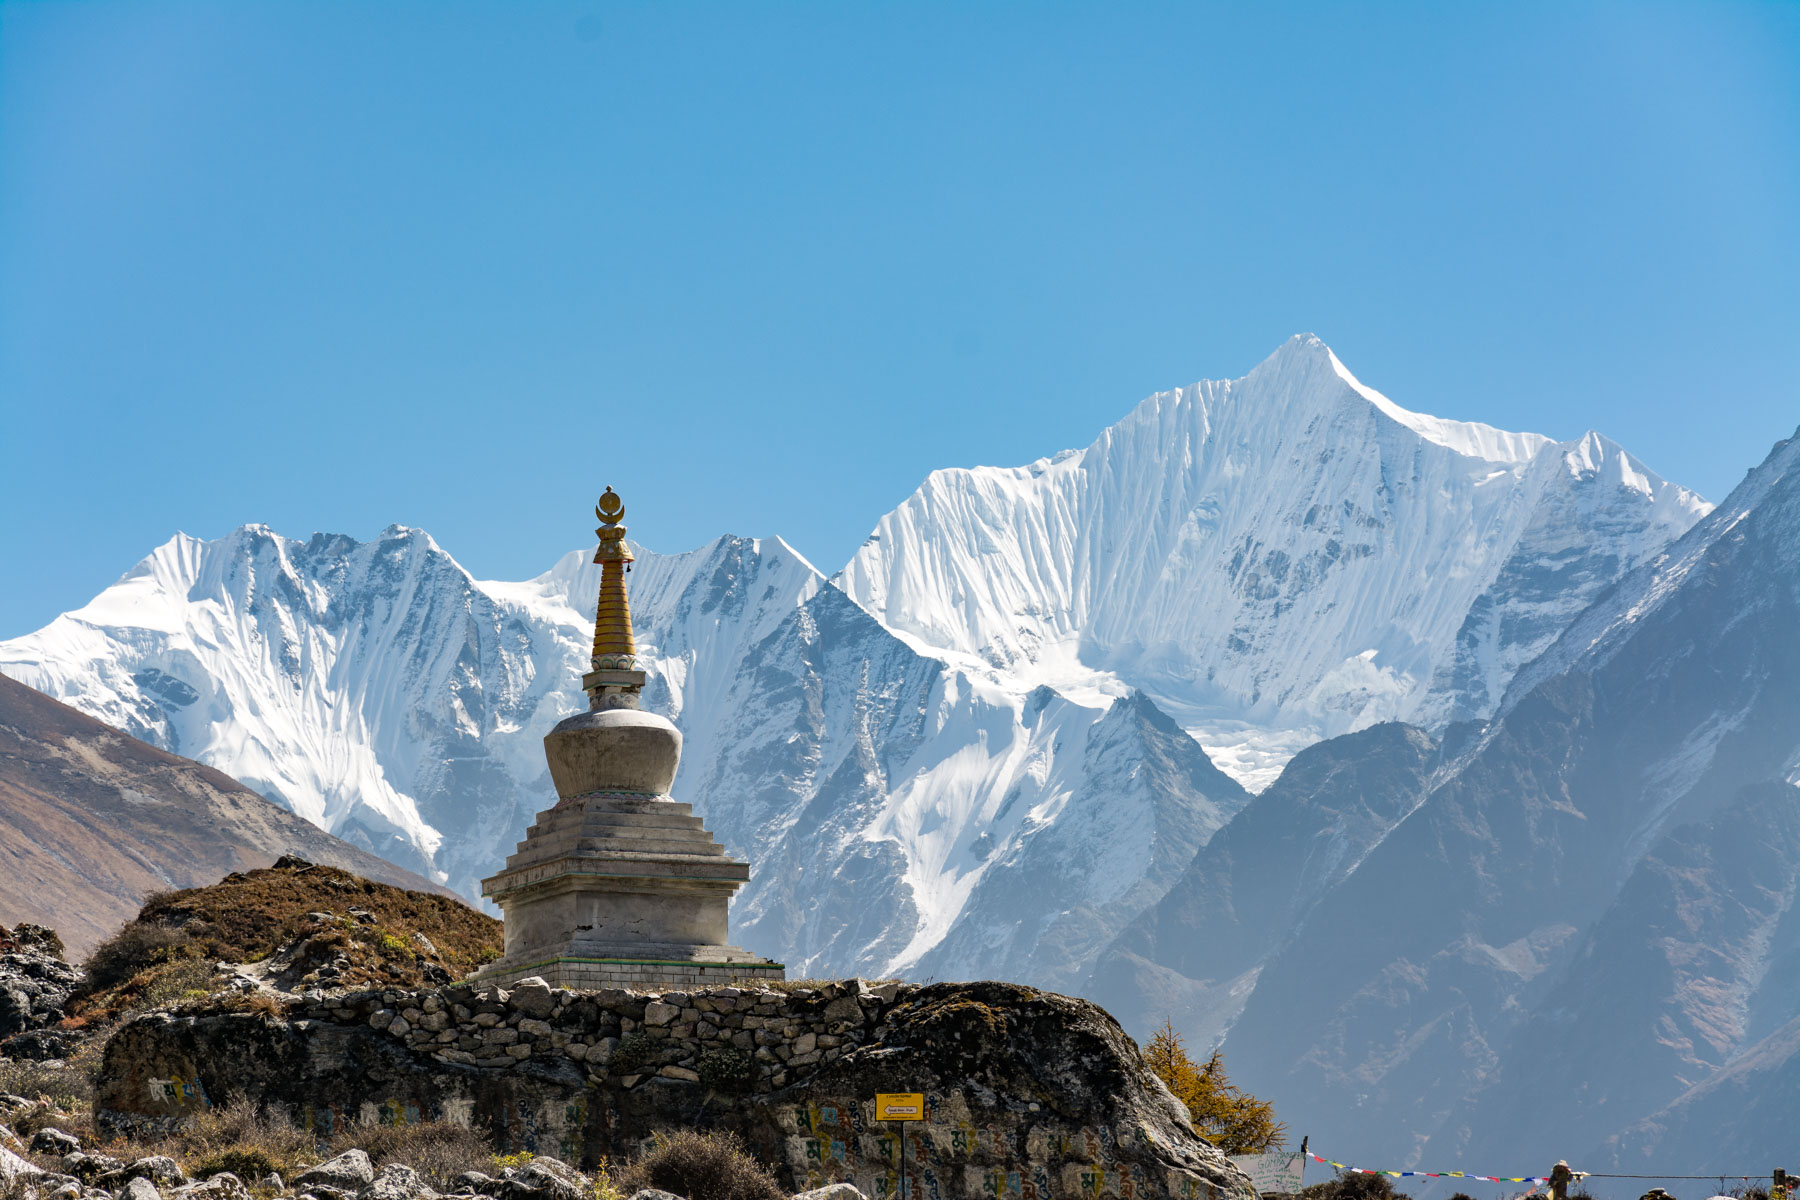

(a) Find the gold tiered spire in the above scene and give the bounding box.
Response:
[582,487,647,711]
[590,487,636,661]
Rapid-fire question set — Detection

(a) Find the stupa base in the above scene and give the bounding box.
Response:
[469,953,786,991]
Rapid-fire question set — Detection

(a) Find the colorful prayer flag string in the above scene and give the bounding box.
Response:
[1309,1153,1550,1186]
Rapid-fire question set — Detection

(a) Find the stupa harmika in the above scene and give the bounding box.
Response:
[473,488,784,989]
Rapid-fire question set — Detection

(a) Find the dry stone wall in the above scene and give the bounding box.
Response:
[97,979,1252,1200]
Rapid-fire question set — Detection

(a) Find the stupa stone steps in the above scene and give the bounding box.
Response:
[507,812,731,863]
[525,813,712,839]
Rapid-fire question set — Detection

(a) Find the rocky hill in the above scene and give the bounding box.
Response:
[68,858,502,1028]
[0,675,453,958]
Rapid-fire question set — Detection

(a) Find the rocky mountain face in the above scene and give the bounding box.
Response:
[1204,428,1800,1167]
[1084,721,1440,1046]
[0,674,450,959]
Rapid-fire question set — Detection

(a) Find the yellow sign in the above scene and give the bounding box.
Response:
[876,1093,925,1121]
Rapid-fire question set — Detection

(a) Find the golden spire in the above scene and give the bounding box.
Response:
[590,487,636,662]
[581,488,648,711]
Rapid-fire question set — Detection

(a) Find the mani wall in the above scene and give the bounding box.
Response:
[96,978,1253,1200]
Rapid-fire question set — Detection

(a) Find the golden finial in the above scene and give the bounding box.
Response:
[593,486,634,566]
[588,486,639,681]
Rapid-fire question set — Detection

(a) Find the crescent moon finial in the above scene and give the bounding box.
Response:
[596,486,626,526]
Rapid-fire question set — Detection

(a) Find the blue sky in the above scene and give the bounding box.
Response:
[2,1,1796,638]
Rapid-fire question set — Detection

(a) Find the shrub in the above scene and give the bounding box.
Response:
[332,1120,495,1191]
[590,1159,626,1200]
[696,1047,754,1093]
[607,1033,657,1078]
[174,1097,317,1178]
[192,1148,282,1181]
[1144,1020,1286,1154]
[136,959,221,1011]
[7,1100,95,1145]
[1299,1172,1410,1200]
[84,921,200,992]
[617,1130,783,1200]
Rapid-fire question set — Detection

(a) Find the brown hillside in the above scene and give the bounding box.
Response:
[0,672,456,958]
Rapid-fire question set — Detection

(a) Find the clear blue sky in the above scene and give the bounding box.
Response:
[2,1,1796,638]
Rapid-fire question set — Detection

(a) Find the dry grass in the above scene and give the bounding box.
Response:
[328,1120,495,1191]
[183,1099,320,1179]
[616,1130,783,1200]
[132,863,498,972]
[0,1061,92,1109]
[15,1101,496,1192]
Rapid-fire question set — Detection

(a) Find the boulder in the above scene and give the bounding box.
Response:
[101,1157,188,1190]
[1,1029,77,1060]
[506,979,555,1020]
[62,1152,124,1184]
[296,1151,375,1192]
[793,1187,867,1200]
[626,1192,684,1200]
[494,1158,587,1200]
[360,1163,433,1200]
[0,924,79,1038]
[171,1173,252,1200]
[0,1145,43,1185]
[29,1129,80,1156]
[123,1178,165,1200]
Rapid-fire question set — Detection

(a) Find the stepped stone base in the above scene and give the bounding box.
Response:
[469,955,785,990]
[482,778,782,991]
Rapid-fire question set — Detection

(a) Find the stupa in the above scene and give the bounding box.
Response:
[473,488,784,989]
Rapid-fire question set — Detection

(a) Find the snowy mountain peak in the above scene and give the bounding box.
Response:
[839,336,1710,782]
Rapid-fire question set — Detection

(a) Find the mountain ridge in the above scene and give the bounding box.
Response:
[0,671,452,958]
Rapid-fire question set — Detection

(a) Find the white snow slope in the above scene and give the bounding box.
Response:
[0,335,1707,987]
[839,334,1709,786]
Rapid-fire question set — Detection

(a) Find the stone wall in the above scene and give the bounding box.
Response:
[97,979,1253,1200]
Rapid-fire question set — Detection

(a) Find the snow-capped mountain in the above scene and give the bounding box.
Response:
[840,334,1709,786]
[0,335,1714,1004]
[0,526,1248,982]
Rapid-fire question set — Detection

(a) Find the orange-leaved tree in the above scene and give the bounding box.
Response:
[1143,1019,1287,1154]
